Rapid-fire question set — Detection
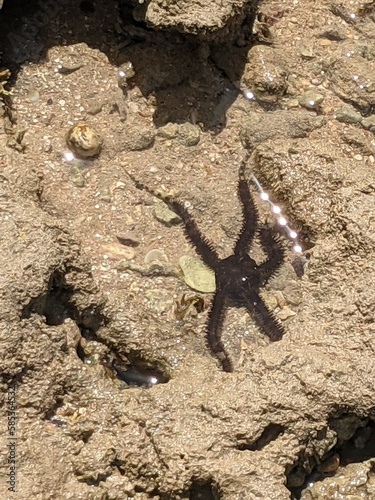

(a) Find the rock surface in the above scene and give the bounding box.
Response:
[0,0,374,499]
[144,0,252,39]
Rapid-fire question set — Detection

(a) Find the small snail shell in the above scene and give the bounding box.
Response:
[66,123,103,158]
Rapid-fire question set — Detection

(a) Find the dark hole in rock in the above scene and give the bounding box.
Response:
[286,413,375,499]
[111,458,125,476]
[21,269,103,331]
[118,0,151,32]
[81,429,94,444]
[189,479,219,500]
[21,268,170,387]
[101,353,169,388]
[21,270,72,325]
[76,340,86,363]
[44,396,65,424]
[80,0,95,15]
[78,327,170,388]
[237,423,285,451]
[0,0,108,66]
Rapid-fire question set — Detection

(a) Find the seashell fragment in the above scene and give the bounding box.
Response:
[66,123,103,158]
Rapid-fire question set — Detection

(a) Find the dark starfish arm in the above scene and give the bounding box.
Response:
[233,160,259,257]
[126,172,219,269]
[163,197,219,269]
[244,290,285,341]
[206,288,233,372]
[258,224,286,285]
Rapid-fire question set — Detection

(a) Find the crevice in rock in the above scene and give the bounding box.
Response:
[110,459,125,476]
[188,479,219,500]
[101,354,170,387]
[22,269,75,326]
[236,423,285,451]
[286,411,375,498]
[44,395,65,423]
[21,266,170,387]
[79,473,109,487]
[79,0,95,15]
[80,429,95,444]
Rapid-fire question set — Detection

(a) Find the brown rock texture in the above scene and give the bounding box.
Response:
[0,0,374,498]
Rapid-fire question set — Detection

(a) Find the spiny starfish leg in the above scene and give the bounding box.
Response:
[257,225,286,285]
[126,171,219,269]
[206,289,233,372]
[243,290,285,342]
[233,160,259,258]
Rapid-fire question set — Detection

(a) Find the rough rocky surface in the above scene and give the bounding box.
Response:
[143,0,253,40]
[0,0,374,499]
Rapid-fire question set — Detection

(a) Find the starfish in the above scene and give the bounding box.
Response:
[126,159,286,372]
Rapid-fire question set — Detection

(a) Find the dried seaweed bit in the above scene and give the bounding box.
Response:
[0,68,13,97]
[6,128,27,152]
[172,293,207,321]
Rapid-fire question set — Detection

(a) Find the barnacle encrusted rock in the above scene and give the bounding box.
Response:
[144,0,253,40]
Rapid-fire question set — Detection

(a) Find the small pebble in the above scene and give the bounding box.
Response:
[69,160,85,187]
[299,90,324,109]
[277,307,297,320]
[66,123,103,158]
[177,123,200,146]
[154,202,181,226]
[118,61,135,89]
[179,255,215,293]
[334,105,362,124]
[86,102,104,115]
[291,256,307,278]
[102,243,135,261]
[300,44,315,59]
[241,45,287,105]
[27,89,40,103]
[98,188,111,202]
[128,130,155,151]
[157,122,178,139]
[361,115,375,133]
[116,233,140,247]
